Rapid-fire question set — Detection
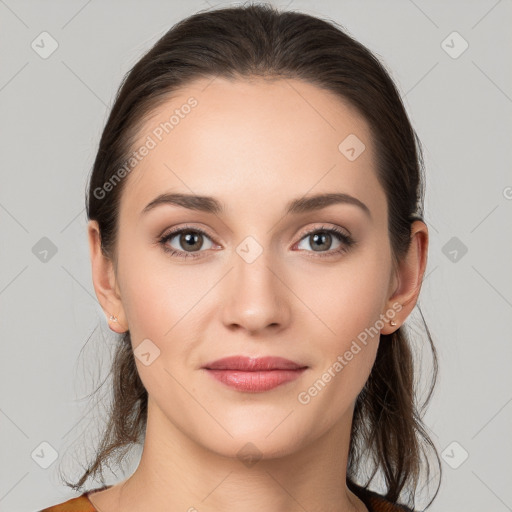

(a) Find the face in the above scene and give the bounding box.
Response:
[95,77,402,459]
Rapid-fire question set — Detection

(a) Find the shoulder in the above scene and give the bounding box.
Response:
[349,480,416,512]
[38,484,112,511]
[38,494,96,512]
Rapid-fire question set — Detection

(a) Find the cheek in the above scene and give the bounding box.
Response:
[116,241,178,339]
[300,253,390,344]
[117,232,175,314]
[117,243,214,360]
[296,244,390,390]
[297,279,383,427]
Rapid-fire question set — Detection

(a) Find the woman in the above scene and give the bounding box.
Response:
[40,4,441,511]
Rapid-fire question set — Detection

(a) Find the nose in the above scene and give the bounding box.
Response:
[221,250,291,335]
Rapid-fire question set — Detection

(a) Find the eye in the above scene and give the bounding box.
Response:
[158,225,217,259]
[295,225,355,258]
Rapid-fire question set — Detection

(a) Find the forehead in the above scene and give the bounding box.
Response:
[119,76,386,225]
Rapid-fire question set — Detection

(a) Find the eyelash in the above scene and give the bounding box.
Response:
[157,224,356,260]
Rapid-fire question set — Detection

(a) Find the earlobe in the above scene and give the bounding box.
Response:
[87,220,128,333]
[107,313,127,334]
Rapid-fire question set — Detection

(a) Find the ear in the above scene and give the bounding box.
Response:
[380,220,429,335]
[87,220,128,333]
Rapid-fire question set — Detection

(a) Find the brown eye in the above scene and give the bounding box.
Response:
[177,231,203,252]
[295,226,355,258]
[159,227,215,258]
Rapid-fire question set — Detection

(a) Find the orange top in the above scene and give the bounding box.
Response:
[39,481,415,512]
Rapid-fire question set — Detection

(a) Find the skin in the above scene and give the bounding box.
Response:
[87,76,428,512]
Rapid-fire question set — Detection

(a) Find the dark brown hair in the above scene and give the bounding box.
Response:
[62,3,442,509]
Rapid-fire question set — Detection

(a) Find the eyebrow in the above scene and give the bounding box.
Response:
[141,192,371,219]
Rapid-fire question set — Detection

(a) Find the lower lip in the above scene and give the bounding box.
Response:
[204,368,307,392]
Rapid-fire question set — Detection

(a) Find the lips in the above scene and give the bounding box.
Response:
[202,356,308,392]
[202,355,306,371]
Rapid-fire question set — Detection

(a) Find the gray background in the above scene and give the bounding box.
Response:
[1,0,511,511]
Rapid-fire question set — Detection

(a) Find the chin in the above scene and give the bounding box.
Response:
[200,430,307,464]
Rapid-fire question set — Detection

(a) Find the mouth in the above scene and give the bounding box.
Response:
[201,356,308,392]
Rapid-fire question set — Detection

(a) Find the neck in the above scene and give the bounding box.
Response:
[109,397,365,512]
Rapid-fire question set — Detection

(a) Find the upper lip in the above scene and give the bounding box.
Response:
[202,356,307,371]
